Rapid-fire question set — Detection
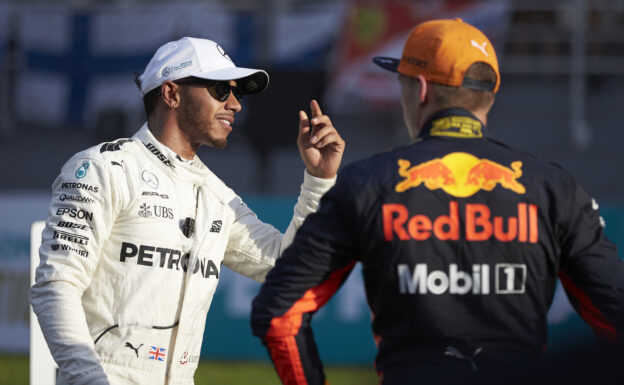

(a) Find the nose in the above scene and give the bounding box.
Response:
[225,92,242,113]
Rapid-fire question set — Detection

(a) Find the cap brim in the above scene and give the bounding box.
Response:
[192,67,269,95]
[372,56,400,72]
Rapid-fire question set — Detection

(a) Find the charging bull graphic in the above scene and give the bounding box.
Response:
[395,152,526,197]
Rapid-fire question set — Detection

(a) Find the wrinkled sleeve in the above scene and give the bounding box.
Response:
[224,171,335,282]
[29,153,122,385]
[557,177,624,343]
[251,171,359,385]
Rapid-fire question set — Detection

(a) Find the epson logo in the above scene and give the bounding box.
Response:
[144,142,174,168]
[53,230,89,246]
[397,263,526,295]
[56,207,94,221]
[119,242,219,279]
[59,194,95,204]
[61,182,99,193]
[55,221,92,231]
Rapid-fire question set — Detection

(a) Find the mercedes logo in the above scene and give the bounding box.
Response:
[216,44,232,62]
[142,170,159,189]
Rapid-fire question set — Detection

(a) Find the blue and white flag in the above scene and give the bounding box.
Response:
[14,4,254,129]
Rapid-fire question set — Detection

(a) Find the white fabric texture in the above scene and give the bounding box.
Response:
[29,123,335,384]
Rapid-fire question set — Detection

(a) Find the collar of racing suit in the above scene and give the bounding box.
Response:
[133,123,213,183]
[418,108,487,140]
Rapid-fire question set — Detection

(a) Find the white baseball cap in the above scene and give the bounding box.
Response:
[138,37,269,96]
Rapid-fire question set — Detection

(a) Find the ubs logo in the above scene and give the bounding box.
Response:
[138,204,173,219]
[138,203,152,217]
[142,170,159,189]
[154,206,174,219]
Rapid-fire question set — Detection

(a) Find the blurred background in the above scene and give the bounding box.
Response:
[0,0,623,382]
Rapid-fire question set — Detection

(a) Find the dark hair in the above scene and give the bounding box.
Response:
[430,62,497,111]
[134,73,161,119]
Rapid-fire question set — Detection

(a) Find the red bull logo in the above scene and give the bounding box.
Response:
[383,201,539,243]
[395,152,526,197]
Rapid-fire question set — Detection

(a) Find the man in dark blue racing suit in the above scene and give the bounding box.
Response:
[251,18,624,385]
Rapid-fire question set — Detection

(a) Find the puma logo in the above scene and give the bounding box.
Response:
[471,40,489,56]
[111,161,126,173]
[125,342,143,358]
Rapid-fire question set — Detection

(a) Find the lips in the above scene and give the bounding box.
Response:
[216,115,234,126]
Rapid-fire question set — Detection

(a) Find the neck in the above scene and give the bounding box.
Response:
[470,108,488,126]
[147,115,197,160]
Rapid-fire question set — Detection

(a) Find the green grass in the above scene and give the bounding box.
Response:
[0,355,29,385]
[0,355,378,385]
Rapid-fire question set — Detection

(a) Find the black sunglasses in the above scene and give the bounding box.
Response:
[175,78,243,102]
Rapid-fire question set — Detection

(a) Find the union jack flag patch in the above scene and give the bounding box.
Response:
[148,346,167,361]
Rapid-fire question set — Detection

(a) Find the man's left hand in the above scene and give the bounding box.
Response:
[297,100,345,179]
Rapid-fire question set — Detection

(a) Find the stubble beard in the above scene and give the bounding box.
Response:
[179,91,228,150]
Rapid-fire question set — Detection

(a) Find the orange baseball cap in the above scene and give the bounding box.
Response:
[373,18,500,93]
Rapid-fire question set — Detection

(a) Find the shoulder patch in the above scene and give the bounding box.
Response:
[100,139,132,153]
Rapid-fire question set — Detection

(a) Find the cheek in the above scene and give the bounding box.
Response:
[400,87,414,112]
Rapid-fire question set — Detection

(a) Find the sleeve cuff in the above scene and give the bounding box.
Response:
[303,170,337,195]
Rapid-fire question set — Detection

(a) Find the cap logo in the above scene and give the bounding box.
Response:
[161,67,172,77]
[216,44,232,62]
[471,40,489,57]
[402,56,427,69]
[173,61,192,71]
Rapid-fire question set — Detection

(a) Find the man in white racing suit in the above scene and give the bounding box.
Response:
[29,37,345,385]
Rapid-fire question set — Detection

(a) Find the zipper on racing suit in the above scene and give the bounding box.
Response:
[94,185,202,345]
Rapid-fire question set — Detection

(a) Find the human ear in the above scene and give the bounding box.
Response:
[161,81,181,109]
[415,75,428,104]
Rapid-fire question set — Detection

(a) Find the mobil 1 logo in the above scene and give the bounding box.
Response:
[494,263,526,294]
[397,262,527,295]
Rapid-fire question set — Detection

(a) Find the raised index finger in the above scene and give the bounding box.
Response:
[310,99,323,118]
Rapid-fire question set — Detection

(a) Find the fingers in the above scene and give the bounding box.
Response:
[310,99,323,118]
[298,110,310,137]
[309,125,344,149]
[309,114,332,131]
[302,100,341,148]
[309,100,324,137]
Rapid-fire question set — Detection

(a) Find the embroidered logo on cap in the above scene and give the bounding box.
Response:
[216,44,232,62]
[471,40,489,57]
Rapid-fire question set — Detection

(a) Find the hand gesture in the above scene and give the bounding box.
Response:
[297,100,345,179]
